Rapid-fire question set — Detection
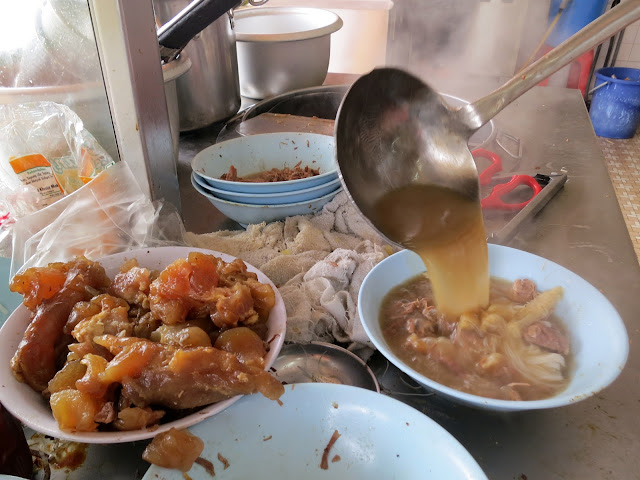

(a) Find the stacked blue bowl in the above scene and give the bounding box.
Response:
[191,132,341,227]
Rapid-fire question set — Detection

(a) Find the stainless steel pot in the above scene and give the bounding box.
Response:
[154,0,242,131]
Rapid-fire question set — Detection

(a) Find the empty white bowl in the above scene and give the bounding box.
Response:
[191,172,340,227]
[191,132,337,194]
[193,172,341,205]
[359,245,629,412]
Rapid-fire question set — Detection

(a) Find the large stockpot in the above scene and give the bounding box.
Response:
[154,0,241,132]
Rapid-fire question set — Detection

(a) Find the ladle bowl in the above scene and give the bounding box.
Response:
[335,0,640,247]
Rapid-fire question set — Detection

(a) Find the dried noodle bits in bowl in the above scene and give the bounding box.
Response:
[0,247,286,443]
[358,245,629,412]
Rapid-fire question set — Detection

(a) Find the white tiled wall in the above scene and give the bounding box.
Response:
[614,19,640,68]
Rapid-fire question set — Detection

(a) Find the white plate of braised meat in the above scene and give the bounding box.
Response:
[0,247,287,443]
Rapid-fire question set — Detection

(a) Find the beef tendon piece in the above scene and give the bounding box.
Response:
[113,407,165,431]
[10,262,70,310]
[71,294,133,343]
[211,283,258,328]
[94,334,284,409]
[151,324,212,348]
[10,257,111,393]
[50,389,103,432]
[149,253,221,325]
[47,360,87,395]
[143,428,204,472]
[214,327,267,369]
[149,252,275,329]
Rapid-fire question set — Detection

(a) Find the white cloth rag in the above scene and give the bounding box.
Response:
[184,192,398,352]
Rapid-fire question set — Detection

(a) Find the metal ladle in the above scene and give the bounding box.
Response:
[335,0,640,247]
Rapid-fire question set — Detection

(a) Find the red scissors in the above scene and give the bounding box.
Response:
[472,148,543,211]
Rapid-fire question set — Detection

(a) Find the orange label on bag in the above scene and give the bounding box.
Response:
[9,153,65,206]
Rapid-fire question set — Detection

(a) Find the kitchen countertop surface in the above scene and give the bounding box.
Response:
[177,85,640,480]
[5,85,638,479]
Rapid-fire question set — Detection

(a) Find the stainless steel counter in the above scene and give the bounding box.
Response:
[176,86,640,479]
[9,86,637,479]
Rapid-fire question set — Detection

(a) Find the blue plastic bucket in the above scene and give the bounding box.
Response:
[589,67,640,139]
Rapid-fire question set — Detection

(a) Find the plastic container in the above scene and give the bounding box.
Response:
[547,0,608,47]
[261,0,394,74]
[589,67,640,139]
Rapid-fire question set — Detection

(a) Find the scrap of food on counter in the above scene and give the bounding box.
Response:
[9,252,284,433]
[142,427,204,472]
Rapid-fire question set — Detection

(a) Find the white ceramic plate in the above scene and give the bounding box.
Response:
[191,172,340,228]
[142,383,488,480]
[359,245,629,412]
[191,132,338,193]
[0,247,286,443]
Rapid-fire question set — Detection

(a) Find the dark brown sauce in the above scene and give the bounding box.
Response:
[373,184,489,317]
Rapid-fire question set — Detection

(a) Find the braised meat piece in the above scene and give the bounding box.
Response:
[523,320,570,355]
[149,252,221,324]
[69,294,133,343]
[93,334,284,409]
[109,259,154,308]
[10,257,110,392]
[9,261,70,310]
[149,253,274,328]
[510,279,538,303]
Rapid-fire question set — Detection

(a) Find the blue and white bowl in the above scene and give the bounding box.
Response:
[191,132,337,194]
[191,172,340,227]
[193,171,341,205]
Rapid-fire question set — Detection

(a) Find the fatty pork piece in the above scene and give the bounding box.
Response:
[149,252,275,328]
[92,331,283,409]
[10,257,111,393]
[109,258,155,309]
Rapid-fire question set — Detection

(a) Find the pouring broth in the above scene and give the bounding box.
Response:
[373,184,489,317]
[373,184,570,400]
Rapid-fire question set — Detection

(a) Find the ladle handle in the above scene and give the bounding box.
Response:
[460,0,640,130]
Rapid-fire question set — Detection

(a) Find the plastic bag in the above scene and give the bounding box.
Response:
[10,161,186,278]
[0,101,114,207]
[0,101,116,255]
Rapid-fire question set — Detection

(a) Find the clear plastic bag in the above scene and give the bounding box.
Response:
[0,101,115,252]
[10,161,186,278]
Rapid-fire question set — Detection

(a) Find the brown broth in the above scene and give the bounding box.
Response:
[373,184,489,317]
[380,274,570,401]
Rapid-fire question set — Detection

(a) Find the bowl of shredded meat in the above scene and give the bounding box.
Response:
[0,247,286,443]
[191,132,338,194]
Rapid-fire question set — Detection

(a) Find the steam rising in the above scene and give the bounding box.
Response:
[387,0,552,101]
